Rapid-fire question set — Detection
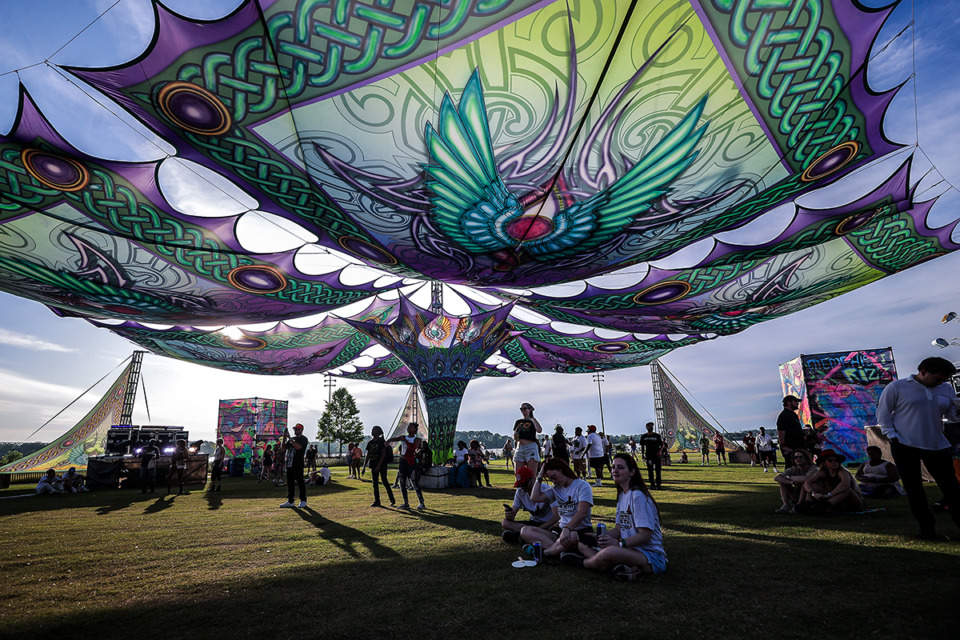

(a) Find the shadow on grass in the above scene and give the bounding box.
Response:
[291,506,401,560]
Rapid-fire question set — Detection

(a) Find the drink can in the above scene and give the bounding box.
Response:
[597,523,607,537]
[533,541,542,564]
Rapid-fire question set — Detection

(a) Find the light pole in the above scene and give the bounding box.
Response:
[324,373,337,456]
[592,372,606,435]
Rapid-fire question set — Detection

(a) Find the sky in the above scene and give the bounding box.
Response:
[1,0,959,444]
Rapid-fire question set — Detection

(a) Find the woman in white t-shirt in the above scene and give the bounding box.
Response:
[519,459,594,558]
[576,453,667,580]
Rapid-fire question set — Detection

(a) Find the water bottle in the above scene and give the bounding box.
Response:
[533,541,542,564]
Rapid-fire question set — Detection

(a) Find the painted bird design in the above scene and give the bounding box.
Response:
[424,70,709,260]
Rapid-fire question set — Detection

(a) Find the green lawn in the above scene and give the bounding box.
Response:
[1,463,958,640]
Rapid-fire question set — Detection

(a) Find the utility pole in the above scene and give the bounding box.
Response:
[592,372,606,435]
[324,373,337,457]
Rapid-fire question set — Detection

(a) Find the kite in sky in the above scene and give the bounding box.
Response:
[0,0,953,460]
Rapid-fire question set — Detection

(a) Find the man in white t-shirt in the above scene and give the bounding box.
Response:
[586,425,606,487]
[571,427,587,479]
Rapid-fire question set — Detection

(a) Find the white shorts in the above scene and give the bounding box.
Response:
[514,442,540,463]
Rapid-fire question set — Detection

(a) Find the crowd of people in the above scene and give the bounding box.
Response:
[29,356,960,574]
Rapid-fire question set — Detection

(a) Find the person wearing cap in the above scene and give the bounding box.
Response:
[513,403,543,473]
[500,466,558,544]
[586,425,605,487]
[795,449,863,514]
[279,423,309,509]
[777,396,805,468]
[877,356,960,540]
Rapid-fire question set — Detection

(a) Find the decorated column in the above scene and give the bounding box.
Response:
[346,294,518,463]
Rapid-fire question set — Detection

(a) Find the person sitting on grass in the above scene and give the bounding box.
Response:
[36,469,64,495]
[773,449,817,514]
[563,453,667,581]
[501,467,558,544]
[855,446,905,498]
[796,449,864,514]
[60,467,88,493]
[519,458,594,559]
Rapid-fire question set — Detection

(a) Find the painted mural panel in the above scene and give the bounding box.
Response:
[780,349,897,462]
[217,397,289,465]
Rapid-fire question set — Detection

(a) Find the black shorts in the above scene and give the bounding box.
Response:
[589,457,605,471]
[760,450,777,463]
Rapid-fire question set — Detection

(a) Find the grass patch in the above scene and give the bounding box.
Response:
[2,464,959,639]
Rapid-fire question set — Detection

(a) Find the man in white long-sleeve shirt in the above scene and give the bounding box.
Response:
[877,356,960,540]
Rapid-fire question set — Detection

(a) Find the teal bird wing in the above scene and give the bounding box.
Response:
[424,71,520,254]
[523,96,710,259]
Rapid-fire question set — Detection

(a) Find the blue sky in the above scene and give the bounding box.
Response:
[1,0,959,443]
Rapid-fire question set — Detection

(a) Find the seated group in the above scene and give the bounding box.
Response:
[773,445,904,515]
[35,467,88,494]
[501,454,665,582]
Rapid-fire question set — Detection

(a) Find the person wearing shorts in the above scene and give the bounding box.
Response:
[513,402,543,472]
[586,425,605,487]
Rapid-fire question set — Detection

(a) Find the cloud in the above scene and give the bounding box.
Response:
[0,328,74,352]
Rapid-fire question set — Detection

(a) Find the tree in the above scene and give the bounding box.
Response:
[316,387,364,456]
[0,450,23,466]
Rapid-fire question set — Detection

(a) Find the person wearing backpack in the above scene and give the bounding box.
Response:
[366,425,396,508]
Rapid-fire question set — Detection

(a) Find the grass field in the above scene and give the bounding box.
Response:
[1,462,959,640]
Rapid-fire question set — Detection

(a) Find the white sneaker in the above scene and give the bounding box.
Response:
[593,480,602,488]
[279,501,295,508]
[298,501,307,508]
[763,468,768,473]
[773,468,779,473]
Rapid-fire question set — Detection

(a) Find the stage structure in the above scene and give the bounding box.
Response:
[651,360,738,453]
[779,348,897,463]
[217,397,288,467]
[386,385,430,442]
[0,352,145,474]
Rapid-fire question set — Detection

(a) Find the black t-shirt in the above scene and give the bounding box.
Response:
[515,419,536,442]
[776,410,804,449]
[639,432,664,460]
[552,434,569,457]
[289,435,309,467]
[366,438,386,467]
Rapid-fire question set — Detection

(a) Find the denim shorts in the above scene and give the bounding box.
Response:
[639,548,668,575]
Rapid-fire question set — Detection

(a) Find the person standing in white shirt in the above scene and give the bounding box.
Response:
[877,357,960,540]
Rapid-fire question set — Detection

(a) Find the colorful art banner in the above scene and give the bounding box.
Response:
[217,397,289,465]
[779,349,897,462]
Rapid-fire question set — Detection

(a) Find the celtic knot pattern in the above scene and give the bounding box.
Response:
[850,215,944,272]
[0,144,374,308]
[709,0,868,169]
[173,0,520,121]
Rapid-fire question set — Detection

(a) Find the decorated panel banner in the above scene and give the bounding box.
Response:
[217,397,289,464]
[779,349,897,462]
[652,361,720,453]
